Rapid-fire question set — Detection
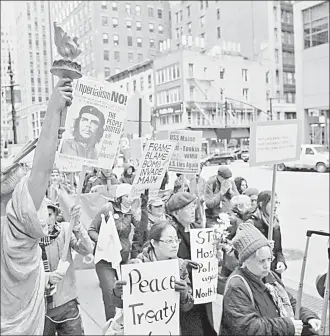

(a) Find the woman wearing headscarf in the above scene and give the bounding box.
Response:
[220,223,321,336]
[245,190,287,277]
[234,176,248,195]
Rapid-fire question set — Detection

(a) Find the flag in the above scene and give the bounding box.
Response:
[94,213,123,278]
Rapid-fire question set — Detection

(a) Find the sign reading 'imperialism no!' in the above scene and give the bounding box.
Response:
[168,130,203,174]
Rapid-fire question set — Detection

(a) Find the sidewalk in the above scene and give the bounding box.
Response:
[76,268,329,335]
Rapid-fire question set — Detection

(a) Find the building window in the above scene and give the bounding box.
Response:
[274,28,278,42]
[150,39,155,48]
[126,20,132,28]
[114,51,120,61]
[104,67,110,77]
[200,1,203,10]
[127,36,133,46]
[148,74,152,88]
[133,80,136,91]
[126,82,130,92]
[275,49,279,63]
[242,88,248,101]
[149,95,153,103]
[128,53,134,63]
[217,26,221,39]
[188,63,194,77]
[187,22,192,34]
[220,68,225,79]
[276,70,279,84]
[103,33,109,44]
[303,2,329,49]
[266,71,269,83]
[138,53,143,62]
[149,23,154,33]
[158,9,163,19]
[148,7,154,17]
[276,91,280,103]
[125,3,131,14]
[273,6,277,20]
[140,77,144,91]
[102,16,108,27]
[104,50,109,60]
[158,24,164,34]
[200,16,204,28]
[101,1,107,9]
[112,17,118,28]
[137,37,143,47]
[136,5,141,16]
[187,5,191,17]
[136,21,142,31]
[217,9,220,20]
[112,1,117,11]
[242,69,248,81]
[113,34,119,46]
[180,10,183,21]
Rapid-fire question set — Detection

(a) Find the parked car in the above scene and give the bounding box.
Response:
[201,152,235,166]
[241,151,250,162]
[277,145,329,173]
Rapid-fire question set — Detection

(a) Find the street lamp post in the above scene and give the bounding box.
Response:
[7,51,17,144]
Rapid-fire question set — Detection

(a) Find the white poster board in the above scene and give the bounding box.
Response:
[56,77,128,170]
[190,228,218,304]
[131,140,175,197]
[122,259,180,335]
[169,130,203,174]
[249,119,302,167]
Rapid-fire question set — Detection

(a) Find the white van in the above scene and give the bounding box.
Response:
[277,145,329,173]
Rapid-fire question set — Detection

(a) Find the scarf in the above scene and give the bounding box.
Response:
[254,208,279,229]
[264,282,294,318]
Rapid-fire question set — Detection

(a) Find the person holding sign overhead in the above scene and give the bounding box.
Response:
[113,221,198,334]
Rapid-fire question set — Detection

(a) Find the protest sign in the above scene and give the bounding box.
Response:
[131,140,175,197]
[190,228,218,304]
[57,77,128,170]
[168,130,203,174]
[122,259,180,335]
[249,119,302,167]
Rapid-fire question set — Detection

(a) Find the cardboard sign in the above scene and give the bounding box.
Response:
[168,130,203,174]
[122,259,180,336]
[57,77,128,170]
[249,120,302,167]
[190,228,218,304]
[131,140,175,197]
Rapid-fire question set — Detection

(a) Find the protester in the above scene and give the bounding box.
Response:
[246,190,287,277]
[234,176,248,194]
[1,78,73,335]
[131,196,168,258]
[113,221,198,335]
[41,199,93,335]
[88,184,146,321]
[220,223,321,336]
[205,166,239,227]
[167,192,216,336]
[119,163,135,184]
[82,168,98,193]
[60,105,105,160]
[243,187,259,210]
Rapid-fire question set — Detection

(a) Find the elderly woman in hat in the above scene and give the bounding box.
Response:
[220,223,321,336]
[41,199,93,335]
[88,184,147,322]
[1,78,73,335]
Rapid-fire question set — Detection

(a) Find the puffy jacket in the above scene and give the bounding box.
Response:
[88,200,140,264]
[220,267,319,336]
[205,175,239,223]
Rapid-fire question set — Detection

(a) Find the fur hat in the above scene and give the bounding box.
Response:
[1,165,27,196]
[232,222,271,263]
[166,192,196,213]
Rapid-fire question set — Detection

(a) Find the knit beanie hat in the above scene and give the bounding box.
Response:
[218,166,232,179]
[243,188,259,197]
[1,165,27,196]
[232,222,271,263]
[166,192,196,213]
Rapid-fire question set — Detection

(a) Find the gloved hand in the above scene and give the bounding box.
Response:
[113,280,127,298]
[308,318,321,334]
[180,260,199,279]
[290,318,303,336]
[174,279,189,302]
[275,261,286,274]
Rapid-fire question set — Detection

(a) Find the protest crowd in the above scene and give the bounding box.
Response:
[1,79,326,336]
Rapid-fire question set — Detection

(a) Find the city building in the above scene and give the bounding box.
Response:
[51,1,171,81]
[170,1,297,120]
[13,1,53,142]
[293,0,329,145]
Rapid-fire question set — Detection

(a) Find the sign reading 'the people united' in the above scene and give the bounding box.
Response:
[122,259,180,335]
[56,77,128,170]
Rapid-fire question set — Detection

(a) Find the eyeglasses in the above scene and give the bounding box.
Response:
[158,238,181,245]
[256,256,275,266]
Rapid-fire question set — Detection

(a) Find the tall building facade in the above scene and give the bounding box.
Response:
[294,0,329,145]
[51,1,171,81]
[14,1,53,141]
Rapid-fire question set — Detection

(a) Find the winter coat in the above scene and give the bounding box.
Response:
[205,175,239,224]
[220,267,319,336]
[88,200,140,264]
[170,216,216,336]
[119,164,135,185]
[245,209,287,274]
